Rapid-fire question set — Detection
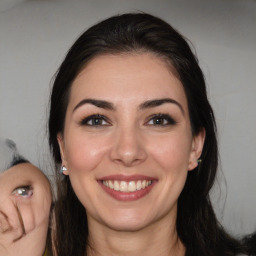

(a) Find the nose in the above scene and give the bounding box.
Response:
[109,126,147,167]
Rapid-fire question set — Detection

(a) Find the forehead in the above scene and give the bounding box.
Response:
[69,53,188,110]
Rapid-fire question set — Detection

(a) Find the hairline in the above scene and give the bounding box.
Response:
[59,49,186,137]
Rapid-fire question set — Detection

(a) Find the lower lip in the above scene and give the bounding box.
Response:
[98,181,156,201]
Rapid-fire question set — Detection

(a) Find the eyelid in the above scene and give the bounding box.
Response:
[79,114,111,126]
[145,113,177,126]
[12,186,33,199]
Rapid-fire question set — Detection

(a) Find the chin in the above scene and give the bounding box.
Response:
[106,219,149,232]
[100,209,155,232]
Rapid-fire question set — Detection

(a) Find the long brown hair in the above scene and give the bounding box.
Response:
[48,13,247,255]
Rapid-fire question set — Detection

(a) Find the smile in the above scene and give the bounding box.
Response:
[102,180,152,192]
[98,175,156,201]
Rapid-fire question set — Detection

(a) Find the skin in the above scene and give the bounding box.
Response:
[0,163,52,256]
[58,53,205,256]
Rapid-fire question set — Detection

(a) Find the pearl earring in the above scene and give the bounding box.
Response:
[60,165,67,174]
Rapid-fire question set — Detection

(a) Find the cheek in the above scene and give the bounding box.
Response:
[14,202,35,233]
[65,133,110,174]
[148,132,192,173]
[16,195,51,233]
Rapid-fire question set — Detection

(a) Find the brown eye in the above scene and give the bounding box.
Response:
[147,114,177,126]
[80,114,110,126]
[151,117,168,125]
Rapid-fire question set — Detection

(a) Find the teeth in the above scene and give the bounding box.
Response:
[114,180,119,191]
[137,180,142,190]
[109,180,114,189]
[120,181,128,192]
[128,181,136,192]
[102,179,152,192]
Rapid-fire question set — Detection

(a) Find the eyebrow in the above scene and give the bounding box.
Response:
[73,98,184,115]
[73,99,115,112]
[139,98,184,115]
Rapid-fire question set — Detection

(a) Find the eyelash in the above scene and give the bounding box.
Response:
[79,113,176,127]
[12,186,33,198]
[79,114,110,126]
[146,113,177,126]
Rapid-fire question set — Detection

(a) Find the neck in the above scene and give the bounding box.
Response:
[86,213,185,256]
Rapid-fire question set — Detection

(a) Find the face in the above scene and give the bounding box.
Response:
[0,163,52,252]
[58,53,204,232]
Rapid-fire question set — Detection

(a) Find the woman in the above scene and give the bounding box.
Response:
[48,13,248,255]
[0,138,52,256]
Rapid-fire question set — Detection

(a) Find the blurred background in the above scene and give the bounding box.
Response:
[0,0,255,236]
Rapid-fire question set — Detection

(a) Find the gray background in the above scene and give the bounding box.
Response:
[0,0,255,236]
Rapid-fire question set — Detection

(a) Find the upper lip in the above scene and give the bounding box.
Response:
[98,174,157,182]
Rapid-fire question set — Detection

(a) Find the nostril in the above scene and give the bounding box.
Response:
[109,131,147,166]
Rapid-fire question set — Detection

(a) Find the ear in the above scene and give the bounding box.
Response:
[57,133,69,175]
[188,128,205,171]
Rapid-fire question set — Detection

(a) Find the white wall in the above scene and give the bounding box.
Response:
[0,0,255,236]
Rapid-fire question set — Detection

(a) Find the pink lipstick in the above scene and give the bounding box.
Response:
[98,175,157,201]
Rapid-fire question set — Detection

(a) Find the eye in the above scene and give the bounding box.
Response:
[146,114,177,126]
[80,114,110,126]
[12,186,33,198]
